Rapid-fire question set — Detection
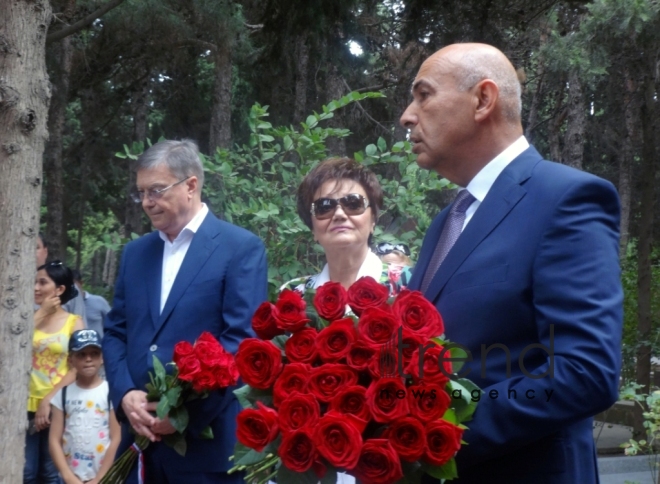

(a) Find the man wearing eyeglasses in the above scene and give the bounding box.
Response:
[401,44,622,483]
[103,139,267,483]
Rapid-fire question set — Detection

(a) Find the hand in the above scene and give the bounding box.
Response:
[64,475,84,484]
[121,390,158,442]
[145,402,177,436]
[40,295,61,314]
[35,397,51,431]
[84,478,98,484]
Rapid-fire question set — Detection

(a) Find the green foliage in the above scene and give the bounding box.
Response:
[619,241,660,385]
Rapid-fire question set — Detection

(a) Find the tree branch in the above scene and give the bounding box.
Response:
[47,0,125,44]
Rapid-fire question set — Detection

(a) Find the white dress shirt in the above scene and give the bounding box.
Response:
[461,135,529,230]
[159,204,209,313]
[311,250,383,289]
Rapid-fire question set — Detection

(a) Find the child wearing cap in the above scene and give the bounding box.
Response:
[49,330,120,484]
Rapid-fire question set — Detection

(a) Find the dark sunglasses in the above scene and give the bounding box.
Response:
[311,193,370,220]
[375,242,411,256]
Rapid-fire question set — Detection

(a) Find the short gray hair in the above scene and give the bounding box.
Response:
[133,139,205,190]
[454,52,522,123]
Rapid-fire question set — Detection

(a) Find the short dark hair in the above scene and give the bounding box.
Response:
[71,269,82,283]
[296,157,383,230]
[37,261,78,305]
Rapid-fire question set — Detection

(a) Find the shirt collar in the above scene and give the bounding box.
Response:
[465,136,529,202]
[158,203,209,244]
[313,251,383,289]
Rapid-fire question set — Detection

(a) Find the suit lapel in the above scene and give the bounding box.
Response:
[408,210,449,290]
[423,147,541,302]
[155,213,221,332]
[145,235,164,329]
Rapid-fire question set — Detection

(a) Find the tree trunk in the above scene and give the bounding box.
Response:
[619,67,639,258]
[124,76,149,237]
[209,42,232,152]
[0,1,52,480]
[293,32,309,125]
[325,64,346,157]
[42,30,73,261]
[633,66,657,439]
[562,68,585,170]
[547,74,566,163]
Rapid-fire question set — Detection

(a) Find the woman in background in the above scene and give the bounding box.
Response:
[25,261,84,484]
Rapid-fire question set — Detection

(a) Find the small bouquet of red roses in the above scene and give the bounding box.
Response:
[228,278,479,484]
[100,332,238,484]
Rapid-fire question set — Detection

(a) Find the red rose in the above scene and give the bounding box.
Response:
[273,363,312,407]
[278,392,320,433]
[347,339,376,372]
[308,364,358,403]
[405,343,453,386]
[358,307,401,349]
[316,318,356,362]
[385,417,426,462]
[399,329,425,365]
[173,342,201,382]
[236,338,283,389]
[393,290,444,338]
[285,327,318,364]
[207,352,239,389]
[408,383,451,423]
[314,281,348,321]
[274,289,310,332]
[354,439,403,484]
[252,302,284,340]
[329,385,371,421]
[424,420,464,466]
[347,276,390,316]
[190,369,216,393]
[368,341,400,379]
[236,402,279,452]
[365,377,410,423]
[314,411,363,469]
[280,428,318,473]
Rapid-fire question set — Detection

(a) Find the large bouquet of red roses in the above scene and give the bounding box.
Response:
[228,278,479,484]
[100,332,238,484]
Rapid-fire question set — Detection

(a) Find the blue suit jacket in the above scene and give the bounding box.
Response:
[103,212,268,473]
[411,146,622,484]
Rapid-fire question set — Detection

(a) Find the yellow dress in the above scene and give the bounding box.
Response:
[28,314,78,412]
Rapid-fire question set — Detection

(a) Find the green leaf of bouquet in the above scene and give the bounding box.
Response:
[200,425,214,439]
[397,461,423,483]
[233,385,273,409]
[446,344,469,374]
[152,355,166,389]
[232,442,268,466]
[166,386,182,407]
[452,378,480,423]
[163,433,187,456]
[271,335,288,352]
[168,405,189,434]
[425,459,458,480]
[442,408,458,425]
[277,464,318,484]
[156,396,170,420]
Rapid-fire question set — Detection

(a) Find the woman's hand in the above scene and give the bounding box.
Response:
[35,397,52,431]
[35,295,60,323]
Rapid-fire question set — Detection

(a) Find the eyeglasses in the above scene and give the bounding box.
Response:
[311,194,370,220]
[374,242,411,256]
[131,176,191,203]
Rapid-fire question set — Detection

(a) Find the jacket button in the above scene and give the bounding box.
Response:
[149,345,157,352]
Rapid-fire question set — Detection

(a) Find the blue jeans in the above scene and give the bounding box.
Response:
[24,413,62,484]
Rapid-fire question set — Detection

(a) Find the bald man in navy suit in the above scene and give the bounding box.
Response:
[401,44,622,483]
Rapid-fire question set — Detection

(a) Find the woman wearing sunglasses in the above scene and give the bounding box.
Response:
[285,156,412,298]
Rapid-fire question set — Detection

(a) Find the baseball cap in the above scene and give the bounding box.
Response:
[69,329,102,352]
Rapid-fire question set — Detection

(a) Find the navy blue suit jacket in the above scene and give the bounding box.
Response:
[411,146,622,483]
[103,212,268,473]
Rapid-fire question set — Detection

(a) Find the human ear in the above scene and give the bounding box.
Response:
[55,285,65,297]
[473,79,499,122]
